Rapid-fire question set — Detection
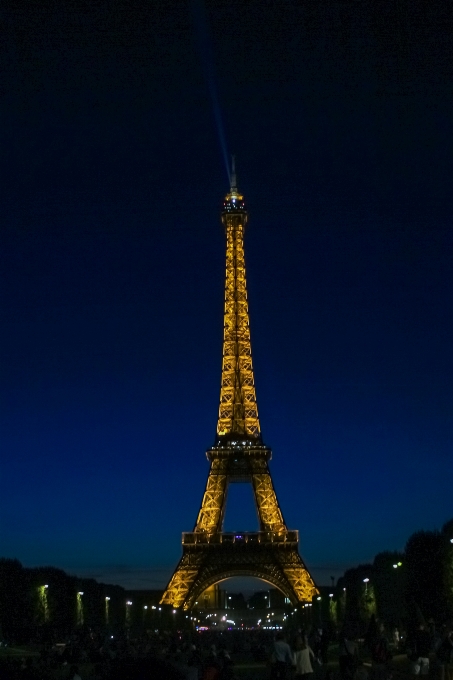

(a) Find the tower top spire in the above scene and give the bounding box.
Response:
[223,155,245,214]
[230,155,237,192]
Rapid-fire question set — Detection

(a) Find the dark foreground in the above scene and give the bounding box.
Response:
[0,631,442,680]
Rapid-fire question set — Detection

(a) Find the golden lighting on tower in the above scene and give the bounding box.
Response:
[217,183,260,439]
[160,164,318,610]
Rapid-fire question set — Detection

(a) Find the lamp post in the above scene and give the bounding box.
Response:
[126,601,132,635]
[105,597,110,626]
[363,578,369,593]
[77,592,84,626]
[38,585,49,623]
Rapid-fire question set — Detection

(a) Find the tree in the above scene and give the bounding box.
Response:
[373,551,405,628]
[404,530,446,623]
[441,519,453,620]
[342,564,373,636]
[0,558,32,643]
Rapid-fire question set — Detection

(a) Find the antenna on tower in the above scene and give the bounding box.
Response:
[230,155,237,192]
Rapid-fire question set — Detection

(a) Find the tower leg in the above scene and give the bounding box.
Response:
[252,467,286,533]
[194,460,228,533]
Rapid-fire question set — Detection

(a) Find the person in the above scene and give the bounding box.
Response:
[319,628,331,665]
[354,664,369,680]
[218,648,234,680]
[364,616,379,655]
[411,623,431,676]
[271,632,293,680]
[70,665,82,680]
[437,626,453,680]
[292,635,315,679]
[201,646,221,680]
[392,628,400,650]
[339,633,359,680]
[371,623,392,680]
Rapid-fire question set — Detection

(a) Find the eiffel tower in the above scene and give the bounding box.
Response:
[161,162,318,610]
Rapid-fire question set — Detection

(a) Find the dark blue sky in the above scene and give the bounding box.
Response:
[1,0,452,590]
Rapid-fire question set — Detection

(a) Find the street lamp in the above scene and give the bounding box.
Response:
[77,592,84,626]
[105,597,110,625]
[363,578,369,592]
[39,585,49,623]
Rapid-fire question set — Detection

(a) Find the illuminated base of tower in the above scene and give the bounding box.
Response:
[160,530,317,610]
[160,441,318,610]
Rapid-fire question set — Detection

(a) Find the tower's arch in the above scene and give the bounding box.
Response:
[185,569,297,611]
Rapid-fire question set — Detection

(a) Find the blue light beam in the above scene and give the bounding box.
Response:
[191,0,231,185]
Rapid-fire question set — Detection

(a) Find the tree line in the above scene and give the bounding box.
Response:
[0,559,130,643]
[2,517,452,642]
[326,518,453,635]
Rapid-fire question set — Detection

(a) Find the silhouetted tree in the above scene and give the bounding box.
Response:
[441,519,453,620]
[342,563,373,636]
[0,558,33,643]
[404,530,446,623]
[373,551,405,627]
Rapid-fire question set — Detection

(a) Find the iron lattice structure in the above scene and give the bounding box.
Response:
[161,168,318,610]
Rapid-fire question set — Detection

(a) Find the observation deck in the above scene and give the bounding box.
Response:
[182,531,299,547]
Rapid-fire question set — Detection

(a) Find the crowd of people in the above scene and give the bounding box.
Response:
[0,618,452,680]
[336,617,453,680]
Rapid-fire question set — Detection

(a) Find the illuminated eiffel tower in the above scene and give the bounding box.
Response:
[161,162,318,610]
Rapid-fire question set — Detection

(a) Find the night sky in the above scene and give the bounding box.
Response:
[2,1,453,591]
